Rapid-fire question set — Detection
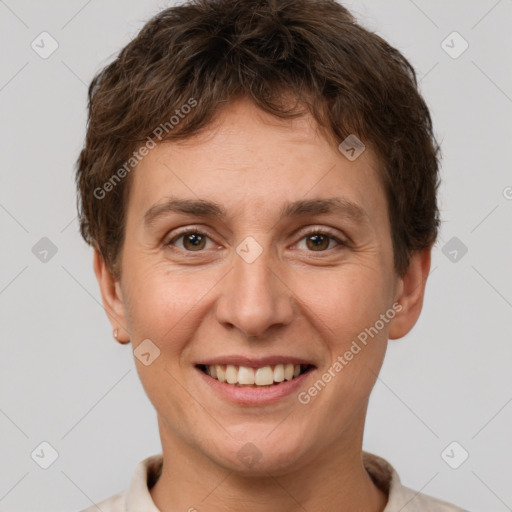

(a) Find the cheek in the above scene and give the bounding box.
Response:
[291,264,392,346]
[293,269,390,419]
[290,264,392,400]
[123,261,219,345]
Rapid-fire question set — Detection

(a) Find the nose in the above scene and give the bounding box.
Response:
[214,242,294,338]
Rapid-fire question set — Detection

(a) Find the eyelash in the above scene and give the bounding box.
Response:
[165,227,347,253]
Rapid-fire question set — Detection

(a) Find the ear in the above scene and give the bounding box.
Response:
[93,248,131,344]
[388,247,432,340]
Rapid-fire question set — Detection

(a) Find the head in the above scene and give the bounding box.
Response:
[76,0,440,474]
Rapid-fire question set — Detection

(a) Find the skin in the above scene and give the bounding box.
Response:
[94,97,431,512]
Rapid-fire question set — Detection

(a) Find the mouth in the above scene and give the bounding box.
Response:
[196,363,315,387]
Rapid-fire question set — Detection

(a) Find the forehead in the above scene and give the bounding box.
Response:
[127,98,386,227]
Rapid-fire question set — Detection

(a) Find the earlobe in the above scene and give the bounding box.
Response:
[93,249,131,344]
[388,248,432,340]
[113,328,130,344]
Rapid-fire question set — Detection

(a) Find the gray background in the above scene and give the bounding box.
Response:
[1,0,511,510]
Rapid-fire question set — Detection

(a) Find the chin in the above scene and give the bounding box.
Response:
[202,426,312,475]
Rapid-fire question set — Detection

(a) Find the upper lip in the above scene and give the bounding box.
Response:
[196,355,316,367]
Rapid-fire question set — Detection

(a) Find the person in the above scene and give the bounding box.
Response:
[75,0,468,510]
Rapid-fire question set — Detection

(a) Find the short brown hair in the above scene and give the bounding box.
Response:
[75,0,441,279]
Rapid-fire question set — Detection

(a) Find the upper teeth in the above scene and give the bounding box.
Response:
[205,364,302,386]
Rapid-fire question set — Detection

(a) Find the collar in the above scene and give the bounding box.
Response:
[122,451,466,512]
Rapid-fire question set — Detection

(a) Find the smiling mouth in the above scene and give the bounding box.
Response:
[196,363,315,387]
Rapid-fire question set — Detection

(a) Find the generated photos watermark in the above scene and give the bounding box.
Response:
[93,97,198,200]
[297,302,402,405]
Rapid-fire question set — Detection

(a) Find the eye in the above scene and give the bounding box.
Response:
[166,228,216,252]
[165,227,347,253]
[295,229,346,252]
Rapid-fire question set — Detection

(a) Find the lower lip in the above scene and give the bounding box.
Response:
[195,367,315,406]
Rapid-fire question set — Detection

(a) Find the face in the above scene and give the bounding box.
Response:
[96,97,428,475]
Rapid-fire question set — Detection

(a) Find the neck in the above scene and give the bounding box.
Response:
[150,408,388,512]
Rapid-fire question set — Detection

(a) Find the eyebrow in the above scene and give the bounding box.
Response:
[143,196,369,228]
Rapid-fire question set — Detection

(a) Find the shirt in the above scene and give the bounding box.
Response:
[79,451,469,512]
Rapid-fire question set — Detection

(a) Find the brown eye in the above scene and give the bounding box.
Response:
[182,232,206,251]
[295,229,346,253]
[305,233,330,251]
[167,229,214,251]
